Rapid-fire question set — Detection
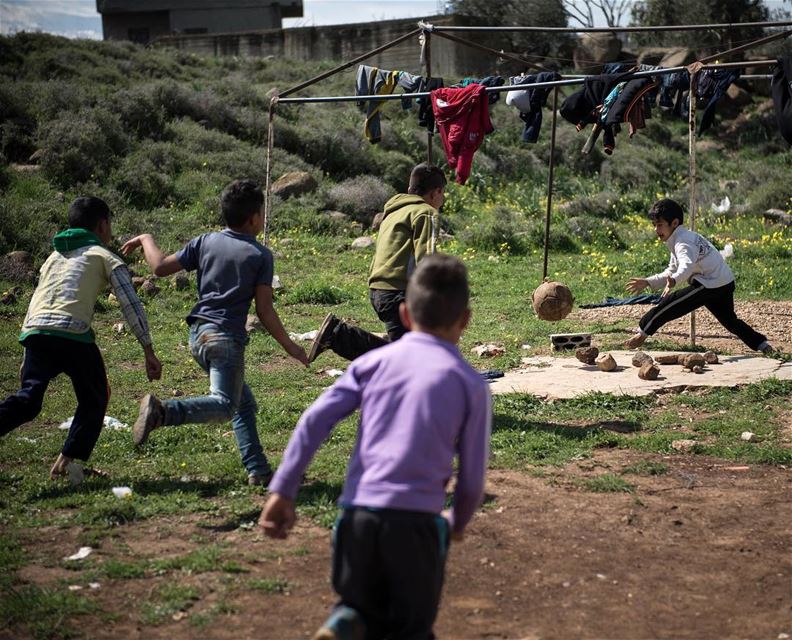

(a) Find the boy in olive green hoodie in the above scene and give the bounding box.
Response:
[308,163,446,362]
[0,197,162,479]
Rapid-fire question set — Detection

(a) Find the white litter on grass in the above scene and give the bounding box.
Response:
[720,242,734,260]
[68,585,83,591]
[112,486,133,498]
[58,416,128,430]
[89,582,101,590]
[17,436,36,443]
[289,330,319,341]
[272,274,283,289]
[472,344,505,358]
[521,344,532,350]
[326,369,345,377]
[64,546,93,561]
[711,196,731,214]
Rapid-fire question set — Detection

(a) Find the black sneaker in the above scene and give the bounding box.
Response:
[133,394,163,446]
[308,313,339,363]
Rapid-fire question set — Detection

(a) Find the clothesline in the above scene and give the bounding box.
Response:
[426,20,792,33]
[276,59,779,104]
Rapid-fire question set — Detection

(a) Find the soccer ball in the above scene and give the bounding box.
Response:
[531,281,574,321]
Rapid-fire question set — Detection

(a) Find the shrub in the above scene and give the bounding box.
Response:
[283,281,352,305]
[0,85,36,162]
[372,150,415,192]
[457,206,532,255]
[747,173,792,213]
[269,192,353,237]
[39,107,129,187]
[107,85,168,140]
[565,216,626,249]
[326,175,395,224]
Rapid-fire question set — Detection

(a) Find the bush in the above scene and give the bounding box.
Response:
[457,206,532,255]
[283,281,352,305]
[0,85,36,162]
[107,85,168,140]
[565,216,626,249]
[39,107,129,187]
[747,174,792,213]
[326,175,395,224]
[372,150,415,192]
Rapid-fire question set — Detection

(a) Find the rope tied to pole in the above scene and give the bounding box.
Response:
[263,94,278,247]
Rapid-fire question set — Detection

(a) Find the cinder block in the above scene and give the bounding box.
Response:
[550,332,592,351]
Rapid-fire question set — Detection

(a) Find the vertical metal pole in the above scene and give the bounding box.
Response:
[542,87,559,281]
[263,97,277,247]
[425,30,433,165]
[688,71,697,346]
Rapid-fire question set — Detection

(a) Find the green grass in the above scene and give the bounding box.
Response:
[0,584,98,639]
[577,474,636,493]
[139,582,200,625]
[248,577,290,594]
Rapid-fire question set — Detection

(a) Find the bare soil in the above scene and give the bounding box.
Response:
[572,300,792,355]
[6,449,792,640]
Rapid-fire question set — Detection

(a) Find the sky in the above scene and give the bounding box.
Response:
[0,0,446,39]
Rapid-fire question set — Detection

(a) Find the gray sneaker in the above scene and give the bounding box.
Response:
[308,313,339,363]
[133,394,163,446]
[248,470,274,487]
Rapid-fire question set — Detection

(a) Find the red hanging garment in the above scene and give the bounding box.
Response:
[430,84,494,184]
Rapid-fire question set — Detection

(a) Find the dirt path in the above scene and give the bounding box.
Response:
[8,450,792,640]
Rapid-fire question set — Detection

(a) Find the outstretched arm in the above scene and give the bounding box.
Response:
[121,234,183,277]
[254,284,309,366]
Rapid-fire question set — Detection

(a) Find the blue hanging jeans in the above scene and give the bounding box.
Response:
[163,322,271,477]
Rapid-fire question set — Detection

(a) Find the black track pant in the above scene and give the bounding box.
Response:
[0,334,109,460]
[330,289,407,361]
[639,280,768,351]
[331,507,450,640]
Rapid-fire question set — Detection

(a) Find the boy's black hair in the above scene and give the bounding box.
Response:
[407,163,447,196]
[648,198,684,225]
[221,179,264,227]
[406,253,469,330]
[68,196,111,231]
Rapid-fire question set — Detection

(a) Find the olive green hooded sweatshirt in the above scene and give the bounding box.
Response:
[368,193,436,291]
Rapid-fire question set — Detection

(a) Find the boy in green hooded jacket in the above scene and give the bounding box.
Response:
[308,163,446,362]
[0,197,161,479]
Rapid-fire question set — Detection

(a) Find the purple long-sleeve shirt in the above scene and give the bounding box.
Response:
[268,331,492,533]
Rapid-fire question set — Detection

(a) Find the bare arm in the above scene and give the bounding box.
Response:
[254,284,309,366]
[120,234,183,277]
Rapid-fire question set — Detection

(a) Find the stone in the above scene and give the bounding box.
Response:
[632,351,653,368]
[681,353,706,370]
[271,171,318,200]
[351,236,374,249]
[596,353,617,372]
[472,344,505,358]
[638,362,660,380]
[740,431,759,442]
[245,314,264,333]
[0,251,36,283]
[325,210,350,222]
[140,279,160,297]
[173,272,190,290]
[656,354,682,365]
[532,281,574,321]
[703,351,719,364]
[131,276,146,290]
[113,322,125,334]
[671,439,697,452]
[575,346,599,365]
[692,365,704,374]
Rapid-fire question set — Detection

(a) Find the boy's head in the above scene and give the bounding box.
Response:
[408,163,446,210]
[220,180,264,230]
[648,198,683,241]
[68,196,112,243]
[404,254,470,339]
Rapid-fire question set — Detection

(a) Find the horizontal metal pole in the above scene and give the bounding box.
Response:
[429,20,792,33]
[276,59,779,104]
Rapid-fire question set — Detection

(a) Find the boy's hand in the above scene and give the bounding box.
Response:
[259,493,296,539]
[661,276,676,298]
[285,341,310,367]
[144,348,162,381]
[441,509,465,542]
[50,453,72,480]
[626,278,649,294]
[120,234,150,256]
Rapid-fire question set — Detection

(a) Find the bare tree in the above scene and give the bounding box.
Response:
[563,0,630,27]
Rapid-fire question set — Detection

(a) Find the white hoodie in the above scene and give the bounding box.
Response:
[646,225,734,290]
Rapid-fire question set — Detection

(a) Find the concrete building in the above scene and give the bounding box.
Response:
[96,0,303,44]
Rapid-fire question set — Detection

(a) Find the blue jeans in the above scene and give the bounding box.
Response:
[163,322,271,477]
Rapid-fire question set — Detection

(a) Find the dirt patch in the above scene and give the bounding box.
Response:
[572,300,792,354]
[7,451,792,639]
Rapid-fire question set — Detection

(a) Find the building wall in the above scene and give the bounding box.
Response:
[102,12,170,43]
[169,7,281,34]
[153,15,507,78]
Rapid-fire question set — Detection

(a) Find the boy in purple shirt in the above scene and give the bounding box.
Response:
[259,254,492,640]
[121,180,309,486]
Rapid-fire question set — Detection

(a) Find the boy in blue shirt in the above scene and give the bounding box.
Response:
[260,254,491,640]
[122,180,308,485]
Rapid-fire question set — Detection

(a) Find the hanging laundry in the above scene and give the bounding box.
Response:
[696,68,740,135]
[771,55,792,145]
[659,69,689,115]
[431,84,494,185]
[416,77,444,133]
[355,65,423,144]
[505,71,562,143]
[604,77,659,138]
[560,74,625,155]
[452,76,505,104]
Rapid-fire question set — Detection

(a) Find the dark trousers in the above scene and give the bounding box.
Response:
[331,289,408,361]
[0,334,109,460]
[332,507,450,640]
[639,280,768,351]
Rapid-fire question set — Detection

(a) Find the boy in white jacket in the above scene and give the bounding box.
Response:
[624,199,773,353]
